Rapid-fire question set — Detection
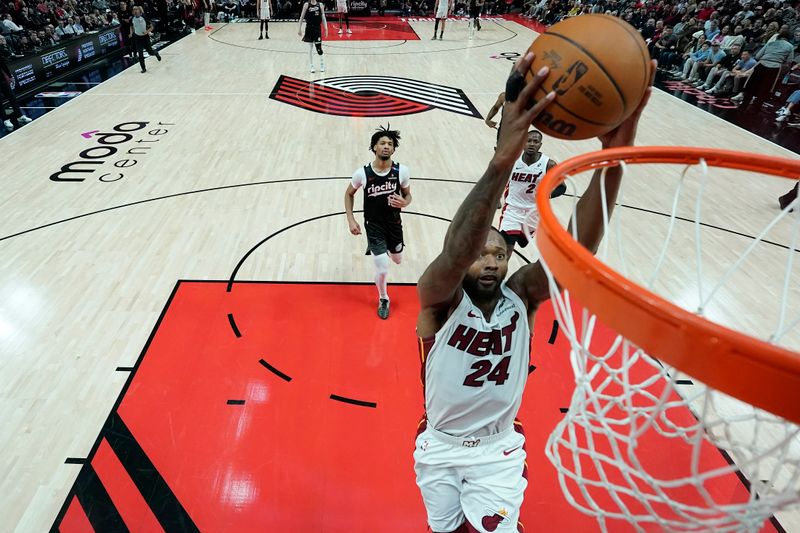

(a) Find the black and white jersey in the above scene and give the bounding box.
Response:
[351,162,411,223]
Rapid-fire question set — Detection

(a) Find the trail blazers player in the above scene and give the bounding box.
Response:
[414,53,655,533]
[345,125,412,319]
[298,0,328,73]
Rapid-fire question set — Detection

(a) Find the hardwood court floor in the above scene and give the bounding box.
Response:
[1,18,799,531]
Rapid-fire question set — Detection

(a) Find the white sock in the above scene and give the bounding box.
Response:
[373,253,390,300]
[308,43,314,67]
[204,12,210,25]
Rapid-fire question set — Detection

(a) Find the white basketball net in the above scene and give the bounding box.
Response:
[524,159,800,532]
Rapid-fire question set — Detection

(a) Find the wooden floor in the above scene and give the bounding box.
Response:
[1,18,799,531]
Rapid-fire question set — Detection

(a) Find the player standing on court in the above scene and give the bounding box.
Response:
[257,0,273,39]
[298,0,328,73]
[468,0,483,39]
[432,0,452,40]
[414,53,655,533]
[344,126,413,320]
[499,129,557,253]
[336,0,351,34]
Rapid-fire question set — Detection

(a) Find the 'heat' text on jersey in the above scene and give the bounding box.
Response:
[510,171,542,183]
[446,312,520,356]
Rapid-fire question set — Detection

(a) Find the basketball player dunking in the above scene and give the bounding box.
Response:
[344,126,413,320]
[298,0,328,73]
[336,0,351,34]
[499,129,557,253]
[432,0,452,40]
[257,0,273,39]
[414,53,655,533]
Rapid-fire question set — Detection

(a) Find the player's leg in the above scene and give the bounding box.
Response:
[414,429,467,533]
[366,221,391,318]
[344,10,350,31]
[307,41,315,72]
[264,19,269,38]
[499,206,530,255]
[338,11,343,32]
[433,18,439,39]
[440,18,445,38]
[315,38,325,72]
[386,222,404,266]
[460,429,527,533]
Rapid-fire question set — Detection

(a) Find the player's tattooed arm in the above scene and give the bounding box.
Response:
[417,53,554,334]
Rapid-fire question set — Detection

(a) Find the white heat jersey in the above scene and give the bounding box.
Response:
[420,284,531,438]
[502,153,550,210]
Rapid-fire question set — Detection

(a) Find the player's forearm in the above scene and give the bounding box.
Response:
[344,192,356,221]
[443,159,511,265]
[568,165,623,255]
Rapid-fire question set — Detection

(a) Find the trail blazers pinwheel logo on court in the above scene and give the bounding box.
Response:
[270,75,482,118]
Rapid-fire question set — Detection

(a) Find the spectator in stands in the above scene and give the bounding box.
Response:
[641,17,657,40]
[2,13,23,33]
[720,24,744,51]
[654,25,679,65]
[55,18,75,38]
[697,42,740,89]
[696,0,714,21]
[704,18,719,40]
[761,20,780,43]
[44,23,58,42]
[776,86,800,123]
[69,16,85,33]
[679,40,711,79]
[704,48,755,95]
[732,25,795,106]
[685,40,725,82]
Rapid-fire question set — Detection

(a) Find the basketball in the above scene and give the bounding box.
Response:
[526,14,652,140]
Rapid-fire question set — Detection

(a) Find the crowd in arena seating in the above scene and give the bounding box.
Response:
[0,0,199,58]
[524,0,799,123]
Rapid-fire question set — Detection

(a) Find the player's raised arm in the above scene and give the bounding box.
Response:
[417,53,554,334]
[507,59,657,314]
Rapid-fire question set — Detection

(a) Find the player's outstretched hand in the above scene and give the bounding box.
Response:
[348,219,362,235]
[494,52,555,168]
[387,193,408,209]
[598,59,657,149]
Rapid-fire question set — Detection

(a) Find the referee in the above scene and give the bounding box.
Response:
[130,5,162,73]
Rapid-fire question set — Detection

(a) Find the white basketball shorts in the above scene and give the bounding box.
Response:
[414,423,527,533]
[337,0,347,12]
[499,204,537,245]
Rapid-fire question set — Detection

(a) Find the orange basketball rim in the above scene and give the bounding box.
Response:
[536,146,800,425]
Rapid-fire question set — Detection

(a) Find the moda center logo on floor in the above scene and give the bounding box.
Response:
[49,121,176,183]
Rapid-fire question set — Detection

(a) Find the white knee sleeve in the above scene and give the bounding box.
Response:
[373,253,390,274]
